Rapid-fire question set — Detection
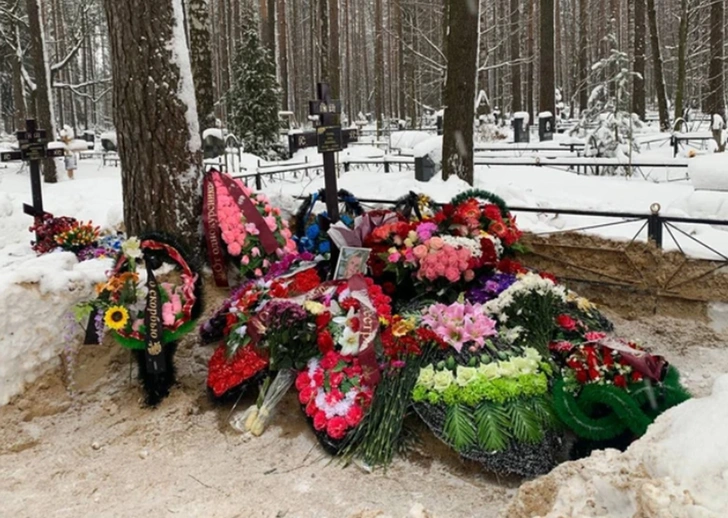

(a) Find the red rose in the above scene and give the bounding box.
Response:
[298,385,314,405]
[326,416,349,440]
[556,314,578,332]
[329,371,344,388]
[295,372,311,391]
[305,399,318,417]
[484,204,502,222]
[317,330,335,354]
[631,371,643,382]
[478,238,497,266]
[313,411,328,431]
[292,268,321,293]
[270,282,288,299]
[602,349,614,368]
[497,258,526,275]
[345,405,364,427]
[614,375,627,388]
[312,369,324,387]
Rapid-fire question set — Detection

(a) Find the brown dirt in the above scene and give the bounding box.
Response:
[521,232,728,319]
[2,274,728,517]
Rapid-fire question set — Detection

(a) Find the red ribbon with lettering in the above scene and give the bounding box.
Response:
[202,173,229,287]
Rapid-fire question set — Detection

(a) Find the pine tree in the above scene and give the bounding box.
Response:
[227,14,281,157]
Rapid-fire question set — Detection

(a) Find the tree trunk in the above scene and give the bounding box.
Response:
[267,0,276,58]
[646,0,669,131]
[396,0,405,120]
[527,0,535,118]
[539,0,555,114]
[320,0,330,84]
[441,0,479,185]
[345,0,353,119]
[11,27,25,130]
[707,0,725,119]
[674,0,689,120]
[189,0,216,131]
[632,0,646,120]
[510,0,522,113]
[578,0,587,112]
[259,0,269,49]
[329,0,341,97]
[374,0,384,136]
[104,0,204,255]
[218,0,230,119]
[26,0,57,183]
[277,0,289,110]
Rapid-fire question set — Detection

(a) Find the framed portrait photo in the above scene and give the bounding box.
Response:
[334,247,371,280]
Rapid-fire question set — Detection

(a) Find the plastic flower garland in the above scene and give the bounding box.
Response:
[294,188,363,255]
[209,170,297,278]
[297,352,374,443]
[84,236,200,349]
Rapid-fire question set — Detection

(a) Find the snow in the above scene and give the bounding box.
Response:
[203,128,224,141]
[510,376,728,516]
[412,136,443,166]
[513,112,530,126]
[538,111,553,119]
[390,131,432,153]
[100,132,117,146]
[688,154,728,192]
[0,160,122,405]
[169,0,202,157]
[712,114,725,131]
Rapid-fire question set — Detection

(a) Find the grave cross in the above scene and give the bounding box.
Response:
[1,119,64,239]
[309,83,343,223]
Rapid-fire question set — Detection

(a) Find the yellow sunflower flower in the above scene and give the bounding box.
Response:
[104,306,130,331]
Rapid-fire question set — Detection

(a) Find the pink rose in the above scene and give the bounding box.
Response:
[429,237,444,250]
[254,268,263,277]
[251,247,261,257]
[264,216,278,231]
[263,259,270,268]
[241,255,250,265]
[413,245,428,259]
[228,243,242,256]
[273,207,282,216]
[162,302,175,326]
[245,223,260,236]
[445,267,460,283]
[282,228,291,239]
[458,247,470,260]
[388,252,401,263]
[256,194,269,204]
[171,294,182,314]
[435,262,446,276]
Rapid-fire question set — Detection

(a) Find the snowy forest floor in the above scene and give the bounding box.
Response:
[1,278,727,518]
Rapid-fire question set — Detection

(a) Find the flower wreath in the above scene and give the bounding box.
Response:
[89,233,202,350]
[392,191,440,221]
[293,188,364,255]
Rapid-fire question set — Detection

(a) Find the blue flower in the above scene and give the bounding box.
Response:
[341,214,354,227]
[306,224,320,241]
[318,240,331,254]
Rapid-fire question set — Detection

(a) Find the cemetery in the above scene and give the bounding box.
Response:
[1,0,728,517]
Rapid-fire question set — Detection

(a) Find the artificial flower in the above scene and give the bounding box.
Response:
[104,306,130,330]
[121,237,142,259]
[432,369,454,392]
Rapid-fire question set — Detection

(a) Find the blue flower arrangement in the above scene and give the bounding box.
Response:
[294,190,362,256]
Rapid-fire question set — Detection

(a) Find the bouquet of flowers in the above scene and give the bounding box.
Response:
[442,190,523,252]
[296,351,374,451]
[209,170,297,279]
[293,189,363,256]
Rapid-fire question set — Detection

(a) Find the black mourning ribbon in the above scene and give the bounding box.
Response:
[144,263,166,374]
[83,308,100,345]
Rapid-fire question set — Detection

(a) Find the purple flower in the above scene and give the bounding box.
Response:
[416,222,438,242]
[466,272,517,304]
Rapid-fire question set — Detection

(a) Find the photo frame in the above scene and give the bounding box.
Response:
[334,246,371,280]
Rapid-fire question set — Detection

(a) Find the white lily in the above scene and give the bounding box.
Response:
[339,326,361,356]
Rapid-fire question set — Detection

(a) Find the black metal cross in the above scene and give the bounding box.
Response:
[309,83,343,223]
[1,119,65,238]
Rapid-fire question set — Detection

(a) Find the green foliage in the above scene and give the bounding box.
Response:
[412,372,549,407]
[506,399,543,444]
[504,291,563,357]
[578,383,652,437]
[450,189,510,217]
[443,404,477,451]
[474,400,511,451]
[227,10,281,157]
